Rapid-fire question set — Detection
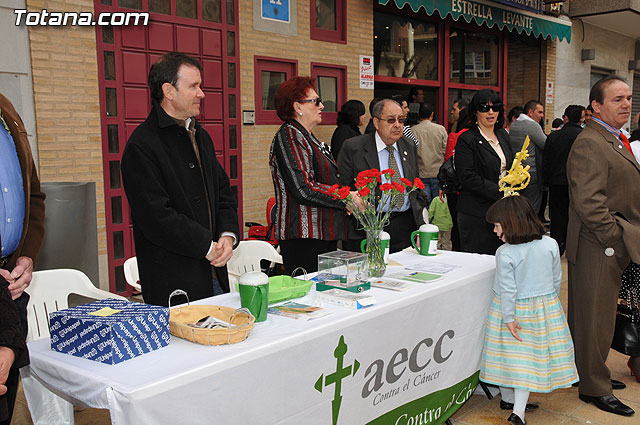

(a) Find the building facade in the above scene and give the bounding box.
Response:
[2,0,614,295]
[555,0,640,131]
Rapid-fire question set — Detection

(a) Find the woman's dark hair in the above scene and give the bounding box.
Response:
[552,118,564,129]
[468,89,505,129]
[486,196,545,244]
[507,106,523,123]
[456,106,472,131]
[336,100,365,127]
[274,76,316,121]
[148,52,202,103]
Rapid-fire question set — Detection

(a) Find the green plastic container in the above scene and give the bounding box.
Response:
[267,275,313,304]
[235,275,313,304]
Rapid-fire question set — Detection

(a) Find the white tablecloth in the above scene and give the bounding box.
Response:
[23,250,495,425]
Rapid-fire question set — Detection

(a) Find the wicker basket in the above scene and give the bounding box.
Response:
[168,290,255,346]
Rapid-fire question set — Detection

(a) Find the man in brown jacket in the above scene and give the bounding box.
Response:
[0,93,45,424]
[566,76,640,417]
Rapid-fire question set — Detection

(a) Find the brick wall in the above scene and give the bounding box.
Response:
[506,33,556,133]
[238,0,373,230]
[541,38,556,133]
[506,32,541,113]
[25,0,107,284]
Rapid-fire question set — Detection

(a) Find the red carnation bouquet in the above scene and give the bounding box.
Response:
[330,168,424,233]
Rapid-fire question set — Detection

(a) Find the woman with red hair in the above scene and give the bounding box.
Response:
[269,76,360,273]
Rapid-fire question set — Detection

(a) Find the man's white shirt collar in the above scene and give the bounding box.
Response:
[516,113,536,123]
[375,132,397,153]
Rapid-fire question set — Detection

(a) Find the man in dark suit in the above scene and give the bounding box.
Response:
[542,104,584,255]
[338,99,425,252]
[121,52,239,307]
[567,76,640,417]
[0,93,45,424]
[0,276,28,424]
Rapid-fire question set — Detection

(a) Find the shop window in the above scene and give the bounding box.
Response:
[102,26,114,44]
[450,29,499,87]
[177,0,197,19]
[119,0,142,10]
[254,57,298,124]
[590,67,613,90]
[203,0,222,22]
[311,0,346,44]
[226,0,235,24]
[149,0,170,14]
[311,63,346,125]
[374,12,438,81]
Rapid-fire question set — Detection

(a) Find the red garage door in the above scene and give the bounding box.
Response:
[95,0,241,295]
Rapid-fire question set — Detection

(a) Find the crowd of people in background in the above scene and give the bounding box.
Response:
[270,76,639,424]
[1,49,638,425]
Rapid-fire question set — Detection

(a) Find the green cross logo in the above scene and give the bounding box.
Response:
[314,335,360,425]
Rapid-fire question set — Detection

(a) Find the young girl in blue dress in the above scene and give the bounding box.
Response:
[480,195,578,425]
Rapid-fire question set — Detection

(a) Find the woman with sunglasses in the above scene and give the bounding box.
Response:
[269,76,361,274]
[454,89,514,255]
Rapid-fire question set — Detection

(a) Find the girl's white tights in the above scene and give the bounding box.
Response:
[499,386,514,403]
[513,388,530,420]
[499,387,530,420]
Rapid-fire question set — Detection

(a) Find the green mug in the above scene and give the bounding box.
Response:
[411,224,439,256]
[360,231,391,264]
[238,271,269,322]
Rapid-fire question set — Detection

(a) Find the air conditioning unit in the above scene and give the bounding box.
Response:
[581,49,596,61]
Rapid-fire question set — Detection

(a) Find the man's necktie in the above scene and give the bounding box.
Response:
[385,145,405,210]
[619,132,633,156]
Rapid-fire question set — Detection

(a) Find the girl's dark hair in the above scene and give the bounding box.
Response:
[337,100,366,127]
[486,196,545,244]
[468,89,505,129]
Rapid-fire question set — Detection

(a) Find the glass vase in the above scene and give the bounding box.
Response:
[365,229,386,278]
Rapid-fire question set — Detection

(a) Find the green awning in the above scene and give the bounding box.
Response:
[378,0,572,42]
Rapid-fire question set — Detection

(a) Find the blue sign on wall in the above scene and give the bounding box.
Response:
[492,0,542,13]
[262,0,290,23]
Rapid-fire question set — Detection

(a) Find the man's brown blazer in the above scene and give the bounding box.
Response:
[566,118,640,396]
[567,120,640,266]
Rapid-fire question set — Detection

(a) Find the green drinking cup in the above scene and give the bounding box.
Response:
[410,224,439,256]
[238,271,269,322]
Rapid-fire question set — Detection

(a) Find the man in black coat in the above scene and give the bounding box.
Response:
[543,105,584,255]
[338,99,425,252]
[121,52,239,306]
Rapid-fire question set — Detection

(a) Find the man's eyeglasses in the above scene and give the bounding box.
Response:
[376,116,407,124]
[299,97,323,106]
[477,103,503,113]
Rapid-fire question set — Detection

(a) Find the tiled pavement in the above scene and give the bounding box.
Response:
[10,258,640,425]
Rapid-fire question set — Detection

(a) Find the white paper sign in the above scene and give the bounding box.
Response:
[546,81,554,104]
[360,55,374,89]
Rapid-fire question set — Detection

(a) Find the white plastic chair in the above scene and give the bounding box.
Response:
[226,241,283,292]
[24,268,126,341]
[124,256,141,291]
